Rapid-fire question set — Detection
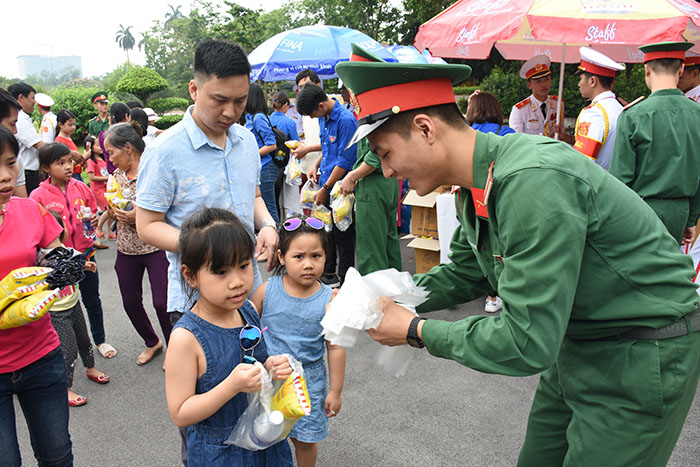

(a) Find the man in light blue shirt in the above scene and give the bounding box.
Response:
[136,39,279,319]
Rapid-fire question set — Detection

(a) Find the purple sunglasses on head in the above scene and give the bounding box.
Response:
[282,217,324,231]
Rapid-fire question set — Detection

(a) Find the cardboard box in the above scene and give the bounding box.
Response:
[402,190,440,238]
[407,237,441,274]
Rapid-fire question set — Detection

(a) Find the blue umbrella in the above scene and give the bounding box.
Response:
[248,25,397,82]
[384,45,447,64]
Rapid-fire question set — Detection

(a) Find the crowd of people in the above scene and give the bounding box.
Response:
[1,34,700,467]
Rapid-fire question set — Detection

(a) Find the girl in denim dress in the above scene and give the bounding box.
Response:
[252,216,347,467]
[164,208,294,467]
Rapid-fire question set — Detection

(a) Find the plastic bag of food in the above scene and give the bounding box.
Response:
[300,179,318,208]
[0,288,61,329]
[330,182,355,232]
[311,205,332,231]
[285,158,303,186]
[226,355,310,450]
[0,267,51,311]
[284,140,300,150]
[104,175,125,209]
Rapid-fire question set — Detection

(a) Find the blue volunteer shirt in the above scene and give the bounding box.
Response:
[270,111,300,142]
[136,106,262,312]
[245,113,276,169]
[318,99,358,187]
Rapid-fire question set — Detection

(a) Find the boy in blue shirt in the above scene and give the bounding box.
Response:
[295,84,358,286]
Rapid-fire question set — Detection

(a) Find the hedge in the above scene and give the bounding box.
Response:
[51,87,100,144]
[149,97,190,114]
[116,67,168,103]
[453,85,479,96]
[154,114,184,130]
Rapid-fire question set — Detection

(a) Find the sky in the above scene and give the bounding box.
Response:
[1,0,285,79]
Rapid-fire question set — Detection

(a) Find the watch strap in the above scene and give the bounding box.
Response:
[407,316,425,348]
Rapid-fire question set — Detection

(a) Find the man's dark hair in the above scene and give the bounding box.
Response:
[8,82,36,100]
[580,71,615,90]
[245,83,269,116]
[0,88,20,121]
[0,125,19,157]
[377,103,468,139]
[296,84,327,116]
[125,100,142,109]
[194,39,251,80]
[295,69,321,85]
[648,58,683,76]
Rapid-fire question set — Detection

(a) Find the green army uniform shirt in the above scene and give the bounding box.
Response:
[610,89,700,236]
[88,115,109,137]
[416,132,699,376]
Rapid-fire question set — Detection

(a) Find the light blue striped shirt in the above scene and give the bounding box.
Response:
[136,106,262,312]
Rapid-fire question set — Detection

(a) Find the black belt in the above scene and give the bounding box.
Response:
[609,309,700,341]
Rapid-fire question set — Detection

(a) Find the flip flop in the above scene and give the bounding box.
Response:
[86,371,110,384]
[68,395,87,407]
[137,343,163,366]
[97,342,117,358]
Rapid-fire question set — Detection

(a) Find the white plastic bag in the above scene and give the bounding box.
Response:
[285,158,302,186]
[321,268,430,376]
[312,205,332,232]
[300,179,318,208]
[329,182,354,232]
[226,355,310,450]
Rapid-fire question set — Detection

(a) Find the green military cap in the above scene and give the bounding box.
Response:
[335,43,471,148]
[639,41,693,63]
[91,91,109,104]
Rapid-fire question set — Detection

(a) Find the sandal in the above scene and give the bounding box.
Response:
[107,232,116,240]
[68,394,87,407]
[86,370,110,384]
[97,342,117,358]
[95,229,105,239]
[137,341,164,366]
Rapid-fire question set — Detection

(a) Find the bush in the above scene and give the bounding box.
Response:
[52,87,100,144]
[480,66,530,119]
[154,114,184,130]
[150,97,190,114]
[116,67,168,103]
[457,96,469,114]
[614,64,649,103]
[453,85,479,96]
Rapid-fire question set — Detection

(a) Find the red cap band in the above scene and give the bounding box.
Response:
[684,56,700,66]
[643,50,686,63]
[355,78,456,121]
[525,63,550,79]
[578,60,617,78]
[350,53,372,63]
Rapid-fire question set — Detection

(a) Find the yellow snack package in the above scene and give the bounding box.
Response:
[271,372,312,419]
[284,140,300,149]
[104,175,124,209]
[0,267,51,311]
[0,288,60,329]
[312,205,332,228]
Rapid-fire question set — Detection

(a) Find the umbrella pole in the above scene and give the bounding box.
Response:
[555,43,567,141]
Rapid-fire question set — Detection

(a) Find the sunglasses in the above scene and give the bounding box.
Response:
[282,217,324,232]
[240,324,267,364]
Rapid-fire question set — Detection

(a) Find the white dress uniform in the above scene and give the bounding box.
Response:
[509,94,561,136]
[39,112,56,143]
[684,84,700,102]
[572,47,626,170]
[509,55,563,137]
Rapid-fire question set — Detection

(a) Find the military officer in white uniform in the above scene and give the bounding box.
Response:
[571,47,625,170]
[678,54,700,103]
[36,93,56,144]
[509,55,570,142]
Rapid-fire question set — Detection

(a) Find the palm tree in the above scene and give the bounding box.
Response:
[165,4,184,25]
[115,25,136,63]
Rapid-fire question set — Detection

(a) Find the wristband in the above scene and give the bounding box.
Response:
[323,183,332,191]
[259,221,277,232]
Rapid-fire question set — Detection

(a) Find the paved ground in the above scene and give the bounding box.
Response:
[15,238,700,466]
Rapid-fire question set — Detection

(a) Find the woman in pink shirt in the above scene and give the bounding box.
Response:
[0,126,73,465]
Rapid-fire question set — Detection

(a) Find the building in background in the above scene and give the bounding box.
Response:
[17,55,82,79]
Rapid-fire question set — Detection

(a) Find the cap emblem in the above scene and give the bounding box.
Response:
[348,88,361,115]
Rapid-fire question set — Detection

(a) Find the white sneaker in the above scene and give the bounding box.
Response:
[484,296,502,313]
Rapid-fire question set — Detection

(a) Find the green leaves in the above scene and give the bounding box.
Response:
[149,97,191,114]
[154,114,184,130]
[116,67,168,103]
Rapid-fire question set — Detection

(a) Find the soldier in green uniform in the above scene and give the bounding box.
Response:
[87,91,110,137]
[610,41,700,245]
[336,44,700,466]
[338,136,401,274]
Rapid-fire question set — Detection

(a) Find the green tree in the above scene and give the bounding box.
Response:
[289,0,402,43]
[116,67,168,103]
[400,0,454,45]
[51,87,100,143]
[165,4,184,25]
[115,25,136,62]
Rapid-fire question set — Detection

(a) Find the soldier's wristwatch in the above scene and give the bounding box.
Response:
[406,317,425,348]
